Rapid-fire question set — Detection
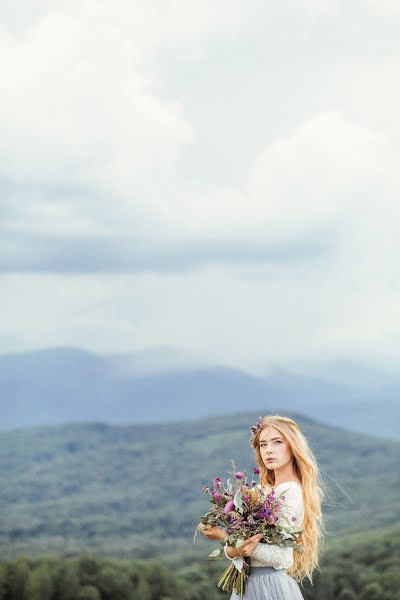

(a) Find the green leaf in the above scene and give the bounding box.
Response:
[233,489,242,509]
[209,548,222,558]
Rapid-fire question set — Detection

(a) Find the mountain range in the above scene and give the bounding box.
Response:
[0,347,399,438]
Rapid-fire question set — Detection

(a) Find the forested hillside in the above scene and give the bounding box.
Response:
[1,411,399,560]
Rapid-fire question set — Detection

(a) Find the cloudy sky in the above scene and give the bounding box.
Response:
[1,0,400,375]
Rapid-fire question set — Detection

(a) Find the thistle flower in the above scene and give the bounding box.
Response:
[224,500,235,514]
[253,467,260,474]
[212,492,222,501]
[235,472,244,480]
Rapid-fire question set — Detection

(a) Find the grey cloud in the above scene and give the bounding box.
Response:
[0,229,333,274]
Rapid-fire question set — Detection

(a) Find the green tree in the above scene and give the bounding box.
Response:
[53,561,80,600]
[77,585,101,600]
[126,563,151,600]
[0,565,7,600]
[148,565,180,600]
[5,558,30,600]
[96,565,133,600]
[24,564,54,600]
[338,589,357,600]
[359,582,384,600]
[78,557,102,587]
[132,574,151,600]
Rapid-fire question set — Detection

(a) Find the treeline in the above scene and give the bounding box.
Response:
[0,555,224,600]
[1,524,399,600]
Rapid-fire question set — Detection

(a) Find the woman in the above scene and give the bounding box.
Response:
[198,414,325,599]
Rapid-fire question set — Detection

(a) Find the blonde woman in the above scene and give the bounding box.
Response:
[199,414,325,599]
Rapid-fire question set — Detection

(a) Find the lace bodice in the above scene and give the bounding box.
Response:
[250,481,304,570]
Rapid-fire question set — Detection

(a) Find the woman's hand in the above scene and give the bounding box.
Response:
[225,534,263,558]
[197,524,227,541]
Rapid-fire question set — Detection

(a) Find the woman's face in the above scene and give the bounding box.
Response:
[258,426,293,470]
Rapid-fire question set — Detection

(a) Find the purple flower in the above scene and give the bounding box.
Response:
[253,467,260,475]
[224,500,235,514]
[202,486,210,493]
[291,517,297,522]
[235,472,244,480]
[212,492,222,502]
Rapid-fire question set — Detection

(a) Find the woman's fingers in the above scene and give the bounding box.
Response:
[237,534,262,555]
[250,536,262,550]
[242,535,262,552]
[245,534,262,544]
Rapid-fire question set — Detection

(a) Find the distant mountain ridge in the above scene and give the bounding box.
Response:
[0,347,399,438]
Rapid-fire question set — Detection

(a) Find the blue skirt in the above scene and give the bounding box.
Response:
[230,566,304,600]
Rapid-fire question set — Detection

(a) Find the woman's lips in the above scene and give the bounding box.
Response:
[266,458,276,462]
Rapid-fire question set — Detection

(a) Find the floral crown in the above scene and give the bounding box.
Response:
[249,415,301,445]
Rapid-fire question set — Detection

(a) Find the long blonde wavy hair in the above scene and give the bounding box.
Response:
[251,414,326,585]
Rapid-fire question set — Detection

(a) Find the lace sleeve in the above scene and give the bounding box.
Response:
[250,484,304,570]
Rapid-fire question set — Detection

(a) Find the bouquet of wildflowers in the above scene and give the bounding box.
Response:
[194,461,303,597]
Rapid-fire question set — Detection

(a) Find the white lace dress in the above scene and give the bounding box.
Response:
[250,481,304,569]
[229,480,305,600]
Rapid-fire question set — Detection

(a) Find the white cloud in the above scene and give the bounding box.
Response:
[0,0,265,238]
[0,12,193,184]
[365,0,400,14]
[166,111,392,242]
[249,111,390,231]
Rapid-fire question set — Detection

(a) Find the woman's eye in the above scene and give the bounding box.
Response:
[261,441,281,446]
